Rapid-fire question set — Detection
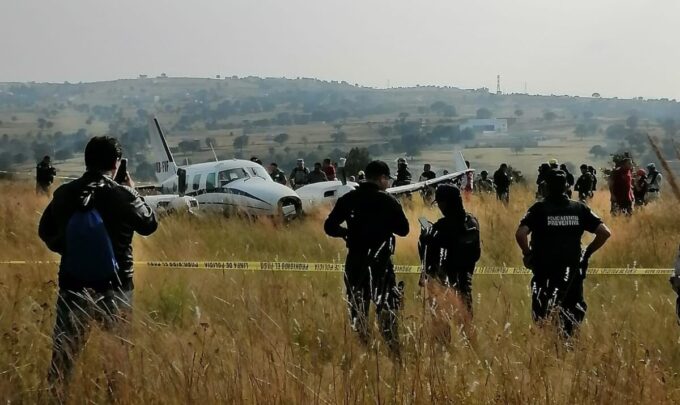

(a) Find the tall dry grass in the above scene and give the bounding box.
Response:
[1,179,680,403]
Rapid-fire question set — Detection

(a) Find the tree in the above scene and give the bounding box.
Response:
[13,153,27,164]
[514,109,524,117]
[626,115,639,130]
[589,145,608,159]
[178,139,201,153]
[233,135,249,151]
[574,124,587,138]
[0,152,12,170]
[591,93,601,98]
[204,137,217,149]
[476,108,492,119]
[331,131,347,144]
[273,133,289,145]
[543,111,557,121]
[661,118,677,137]
[345,147,371,177]
[134,161,157,181]
[378,126,392,138]
[605,124,628,139]
[55,148,74,161]
[31,142,51,161]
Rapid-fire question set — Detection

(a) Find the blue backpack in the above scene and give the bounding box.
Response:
[60,186,119,286]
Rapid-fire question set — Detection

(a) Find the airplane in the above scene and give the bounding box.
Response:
[295,152,474,211]
[148,117,302,217]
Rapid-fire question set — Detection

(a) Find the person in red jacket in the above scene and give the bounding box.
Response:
[322,158,337,181]
[609,158,634,215]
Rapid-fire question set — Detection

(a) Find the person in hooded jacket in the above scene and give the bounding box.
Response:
[419,185,480,318]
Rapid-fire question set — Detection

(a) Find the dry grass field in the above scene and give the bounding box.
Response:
[1,180,679,403]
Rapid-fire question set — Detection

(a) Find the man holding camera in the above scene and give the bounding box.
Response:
[39,136,158,393]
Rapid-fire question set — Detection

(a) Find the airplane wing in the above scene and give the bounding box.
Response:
[386,168,474,196]
[387,150,473,195]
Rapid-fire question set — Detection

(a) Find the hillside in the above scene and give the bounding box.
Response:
[1,77,679,179]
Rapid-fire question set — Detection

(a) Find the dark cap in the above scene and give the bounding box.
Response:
[365,160,392,179]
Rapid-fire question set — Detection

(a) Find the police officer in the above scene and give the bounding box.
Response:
[289,159,310,189]
[574,164,594,202]
[324,160,409,355]
[477,170,494,193]
[493,163,511,203]
[515,170,611,337]
[268,162,288,186]
[419,185,480,318]
[393,158,412,187]
[36,155,57,195]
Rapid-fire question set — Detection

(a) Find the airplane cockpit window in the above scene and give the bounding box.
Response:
[218,168,249,186]
[248,166,270,180]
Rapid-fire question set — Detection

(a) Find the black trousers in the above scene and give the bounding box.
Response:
[432,265,474,316]
[496,190,509,204]
[344,250,401,351]
[531,264,586,337]
[48,287,132,384]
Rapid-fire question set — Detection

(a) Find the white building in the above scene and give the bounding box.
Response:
[460,118,508,133]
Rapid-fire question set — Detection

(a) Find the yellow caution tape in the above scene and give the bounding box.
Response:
[0,260,673,275]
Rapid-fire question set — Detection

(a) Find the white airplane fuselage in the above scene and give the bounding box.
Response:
[158,160,302,217]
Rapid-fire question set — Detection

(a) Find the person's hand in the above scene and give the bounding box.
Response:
[123,172,135,188]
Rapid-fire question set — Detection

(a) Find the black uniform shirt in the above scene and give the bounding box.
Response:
[324,182,409,252]
[575,173,594,195]
[493,170,510,192]
[420,170,436,181]
[520,196,602,265]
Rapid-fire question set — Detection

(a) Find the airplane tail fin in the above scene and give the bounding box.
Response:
[454,151,470,173]
[148,117,178,183]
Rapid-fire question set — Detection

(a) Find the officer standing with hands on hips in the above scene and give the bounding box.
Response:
[515,170,611,337]
[324,160,409,356]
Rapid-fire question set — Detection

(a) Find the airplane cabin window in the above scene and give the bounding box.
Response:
[218,168,249,187]
[323,190,336,198]
[206,173,216,192]
[192,174,201,191]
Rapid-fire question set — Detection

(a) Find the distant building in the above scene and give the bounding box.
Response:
[460,118,508,133]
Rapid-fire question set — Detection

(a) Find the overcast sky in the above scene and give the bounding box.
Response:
[1,0,678,99]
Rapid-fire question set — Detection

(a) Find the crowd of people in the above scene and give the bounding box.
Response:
[324,158,617,358]
[608,157,663,215]
[32,141,673,392]
[259,157,339,189]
